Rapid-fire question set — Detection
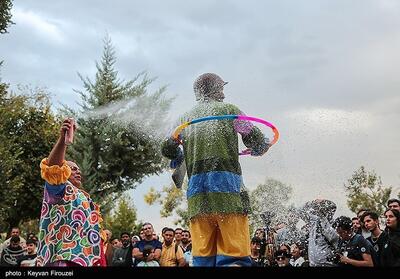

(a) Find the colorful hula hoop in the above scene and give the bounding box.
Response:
[172,115,279,156]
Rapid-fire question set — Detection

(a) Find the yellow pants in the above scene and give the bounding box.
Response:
[190,213,251,266]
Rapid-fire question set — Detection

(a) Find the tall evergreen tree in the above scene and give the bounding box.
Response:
[345,166,391,216]
[64,36,172,213]
[0,0,13,34]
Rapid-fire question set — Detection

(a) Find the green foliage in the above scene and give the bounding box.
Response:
[249,178,293,232]
[0,0,13,34]
[19,219,39,237]
[0,85,59,230]
[131,221,145,236]
[76,36,149,108]
[62,35,172,212]
[66,117,166,211]
[103,195,137,239]
[345,166,392,216]
[174,207,190,229]
[144,182,189,228]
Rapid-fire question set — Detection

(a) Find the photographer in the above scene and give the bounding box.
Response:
[132,223,162,266]
[136,245,160,267]
[254,228,267,260]
[334,216,376,267]
[259,212,278,266]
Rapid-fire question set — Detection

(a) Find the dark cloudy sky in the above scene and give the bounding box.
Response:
[1,0,400,231]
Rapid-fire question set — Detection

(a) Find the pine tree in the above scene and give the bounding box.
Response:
[64,36,172,212]
[345,166,391,216]
[0,0,14,34]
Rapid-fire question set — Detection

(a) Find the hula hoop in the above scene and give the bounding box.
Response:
[172,114,279,156]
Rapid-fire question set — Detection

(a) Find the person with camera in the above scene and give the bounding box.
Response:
[253,228,267,259]
[334,216,376,267]
[132,223,162,266]
[259,212,278,266]
[136,245,160,267]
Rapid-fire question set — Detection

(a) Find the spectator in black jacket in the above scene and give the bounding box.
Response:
[381,209,400,267]
[360,211,387,266]
[0,236,24,267]
[112,232,133,266]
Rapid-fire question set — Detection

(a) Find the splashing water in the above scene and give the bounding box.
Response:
[78,94,175,142]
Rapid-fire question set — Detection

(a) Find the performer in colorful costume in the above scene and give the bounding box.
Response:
[162,73,270,266]
[37,118,106,266]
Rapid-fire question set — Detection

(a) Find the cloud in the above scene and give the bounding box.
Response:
[13,8,66,44]
[286,108,372,133]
